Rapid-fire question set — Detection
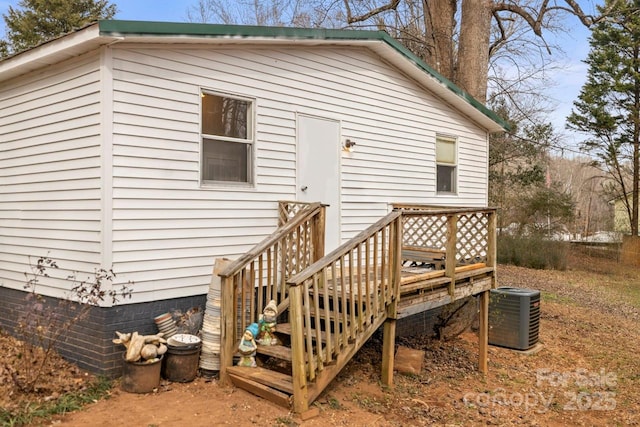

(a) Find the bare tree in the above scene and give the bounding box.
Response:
[186,0,341,27]
[343,0,621,102]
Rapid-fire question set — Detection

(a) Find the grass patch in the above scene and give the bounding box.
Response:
[0,377,111,427]
[273,415,299,427]
[541,291,573,304]
[498,235,568,270]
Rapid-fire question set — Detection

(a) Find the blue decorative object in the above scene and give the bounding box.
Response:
[237,322,259,367]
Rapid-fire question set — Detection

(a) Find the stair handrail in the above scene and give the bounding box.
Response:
[218,202,324,279]
[287,210,402,286]
[286,210,403,413]
[218,201,325,385]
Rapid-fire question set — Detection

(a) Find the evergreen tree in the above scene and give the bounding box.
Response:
[567,0,640,236]
[1,0,117,57]
[489,97,574,235]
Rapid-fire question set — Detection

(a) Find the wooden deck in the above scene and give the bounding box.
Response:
[399,264,494,317]
[309,262,493,319]
[218,203,497,413]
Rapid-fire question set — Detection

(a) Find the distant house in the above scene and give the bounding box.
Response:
[0,20,508,375]
[611,193,639,235]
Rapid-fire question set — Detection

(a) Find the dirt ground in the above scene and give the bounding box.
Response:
[3,250,640,426]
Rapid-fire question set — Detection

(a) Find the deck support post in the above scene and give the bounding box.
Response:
[381,215,402,387]
[381,318,396,386]
[478,290,489,374]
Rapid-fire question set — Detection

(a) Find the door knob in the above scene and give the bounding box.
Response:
[301,185,308,192]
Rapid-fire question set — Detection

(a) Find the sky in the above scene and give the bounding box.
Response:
[0,0,599,151]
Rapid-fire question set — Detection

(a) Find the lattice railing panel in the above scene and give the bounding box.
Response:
[283,220,314,277]
[456,213,489,264]
[395,205,495,267]
[402,214,448,249]
[278,201,316,226]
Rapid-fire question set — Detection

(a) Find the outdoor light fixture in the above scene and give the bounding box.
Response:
[343,139,356,152]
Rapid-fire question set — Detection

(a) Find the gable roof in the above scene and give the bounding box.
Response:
[0,20,509,132]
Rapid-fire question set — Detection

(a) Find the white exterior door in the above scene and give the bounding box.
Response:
[297,115,341,251]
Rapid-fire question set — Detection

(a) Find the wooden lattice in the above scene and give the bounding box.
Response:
[278,201,315,226]
[283,220,314,277]
[395,205,495,267]
[402,214,448,250]
[456,212,489,264]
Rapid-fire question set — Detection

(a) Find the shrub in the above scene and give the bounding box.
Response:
[497,235,568,270]
[6,255,132,393]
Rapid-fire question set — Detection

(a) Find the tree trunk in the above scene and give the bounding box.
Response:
[423,0,456,80]
[633,45,640,236]
[456,0,492,102]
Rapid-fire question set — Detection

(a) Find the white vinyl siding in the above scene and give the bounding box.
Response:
[1,41,489,304]
[108,44,488,302]
[0,52,103,297]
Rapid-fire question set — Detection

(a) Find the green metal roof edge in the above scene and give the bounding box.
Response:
[98,20,509,131]
[98,20,379,40]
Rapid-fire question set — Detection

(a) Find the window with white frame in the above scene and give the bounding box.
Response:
[436,135,457,193]
[201,91,253,184]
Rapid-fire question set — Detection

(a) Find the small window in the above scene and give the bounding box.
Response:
[201,92,253,184]
[436,135,457,193]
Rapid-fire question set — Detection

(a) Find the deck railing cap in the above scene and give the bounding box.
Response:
[218,202,323,278]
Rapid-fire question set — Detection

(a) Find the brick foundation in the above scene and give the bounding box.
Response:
[0,287,206,378]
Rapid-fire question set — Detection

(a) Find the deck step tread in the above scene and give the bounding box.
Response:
[227,368,292,408]
[227,365,294,394]
[256,344,293,361]
[276,323,347,345]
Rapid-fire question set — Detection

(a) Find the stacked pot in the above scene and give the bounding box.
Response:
[154,312,177,338]
[199,274,222,372]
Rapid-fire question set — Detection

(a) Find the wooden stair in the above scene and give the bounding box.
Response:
[227,366,293,408]
[228,322,311,407]
[228,309,356,408]
[256,344,293,361]
[220,204,497,414]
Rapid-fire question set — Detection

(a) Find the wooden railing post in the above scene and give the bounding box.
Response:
[313,205,326,262]
[381,215,403,387]
[219,273,235,386]
[445,214,458,296]
[391,215,403,316]
[487,210,497,287]
[288,283,309,413]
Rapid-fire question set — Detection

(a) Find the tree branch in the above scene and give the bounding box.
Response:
[343,0,401,24]
[490,10,508,57]
[493,1,543,36]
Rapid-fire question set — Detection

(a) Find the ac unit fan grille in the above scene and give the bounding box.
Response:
[528,294,540,347]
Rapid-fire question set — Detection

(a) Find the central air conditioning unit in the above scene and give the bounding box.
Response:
[488,287,540,350]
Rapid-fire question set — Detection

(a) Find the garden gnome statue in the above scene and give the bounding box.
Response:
[257,299,279,346]
[237,323,259,367]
